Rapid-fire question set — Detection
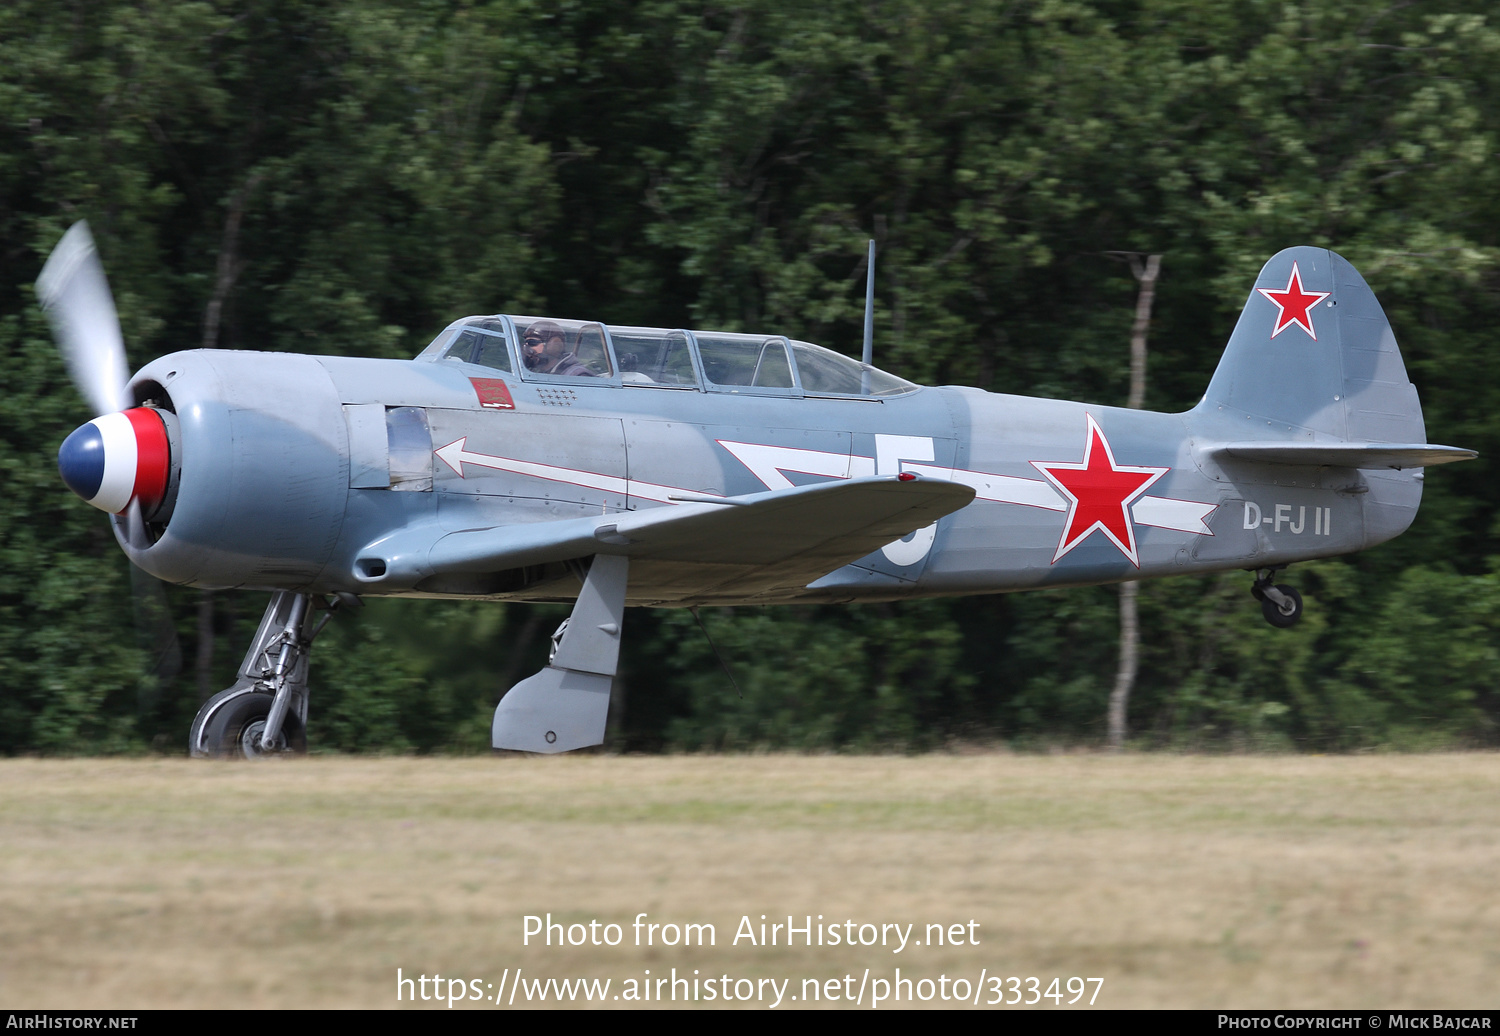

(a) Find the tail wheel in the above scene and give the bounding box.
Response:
[199,691,306,759]
[1260,584,1303,628]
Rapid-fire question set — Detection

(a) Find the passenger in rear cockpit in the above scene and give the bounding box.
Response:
[522,320,595,377]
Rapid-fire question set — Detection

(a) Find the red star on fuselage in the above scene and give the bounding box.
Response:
[1256,261,1330,340]
[1032,415,1168,567]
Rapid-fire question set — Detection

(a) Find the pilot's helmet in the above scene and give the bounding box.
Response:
[523,320,566,348]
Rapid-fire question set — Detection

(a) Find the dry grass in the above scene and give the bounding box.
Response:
[1,753,1497,1009]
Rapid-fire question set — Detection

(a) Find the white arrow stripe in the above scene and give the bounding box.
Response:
[435,437,710,505]
[1131,496,1217,535]
[904,462,1067,511]
[435,437,627,495]
[436,436,1217,533]
[912,461,1216,534]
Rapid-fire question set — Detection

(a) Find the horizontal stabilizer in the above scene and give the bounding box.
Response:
[1210,442,1476,470]
[355,474,976,591]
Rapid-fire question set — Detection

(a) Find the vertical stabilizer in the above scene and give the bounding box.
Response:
[1197,247,1425,444]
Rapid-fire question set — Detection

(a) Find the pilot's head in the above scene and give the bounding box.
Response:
[523,320,566,370]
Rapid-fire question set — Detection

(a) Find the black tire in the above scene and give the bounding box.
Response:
[1260,584,1303,628]
[189,684,249,756]
[199,692,306,759]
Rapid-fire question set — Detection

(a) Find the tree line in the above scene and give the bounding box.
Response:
[2,0,1497,753]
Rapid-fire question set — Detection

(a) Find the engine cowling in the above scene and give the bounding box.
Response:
[103,349,351,590]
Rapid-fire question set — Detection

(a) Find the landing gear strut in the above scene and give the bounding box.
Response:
[189,590,359,758]
[1251,568,1303,628]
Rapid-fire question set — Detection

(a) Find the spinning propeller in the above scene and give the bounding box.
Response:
[38,222,182,684]
[39,222,173,520]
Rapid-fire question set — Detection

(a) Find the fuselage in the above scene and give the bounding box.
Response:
[107,336,1417,607]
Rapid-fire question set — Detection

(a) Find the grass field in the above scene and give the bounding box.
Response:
[1,753,1497,1009]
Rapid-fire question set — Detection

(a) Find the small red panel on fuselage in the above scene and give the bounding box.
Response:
[469,378,515,410]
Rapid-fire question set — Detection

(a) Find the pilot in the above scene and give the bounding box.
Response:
[523,320,595,377]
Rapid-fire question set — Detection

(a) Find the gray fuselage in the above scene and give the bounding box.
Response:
[115,347,1414,607]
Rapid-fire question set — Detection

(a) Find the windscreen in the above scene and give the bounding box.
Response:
[439,318,514,374]
[789,340,917,396]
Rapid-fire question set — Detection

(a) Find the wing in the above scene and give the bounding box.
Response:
[1210,442,1476,470]
[357,474,976,600]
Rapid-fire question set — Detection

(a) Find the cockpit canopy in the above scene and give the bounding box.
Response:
[418,316,919,397]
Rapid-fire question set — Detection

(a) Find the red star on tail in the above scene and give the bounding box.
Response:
[1032,415,1168,567]
[1257,261,1330,340]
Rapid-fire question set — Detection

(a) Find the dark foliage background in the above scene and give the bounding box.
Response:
[2,0,1497,753]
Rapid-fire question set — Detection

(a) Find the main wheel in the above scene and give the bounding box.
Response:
[189,685,249,757]
[198,691,306,759]
[1260,584,1303,628]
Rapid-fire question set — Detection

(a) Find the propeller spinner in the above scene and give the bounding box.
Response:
[57,407,171,515]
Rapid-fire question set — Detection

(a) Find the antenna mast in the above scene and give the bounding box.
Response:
[861,239,875,394]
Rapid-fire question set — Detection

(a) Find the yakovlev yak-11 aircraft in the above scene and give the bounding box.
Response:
[39,223,1474,757]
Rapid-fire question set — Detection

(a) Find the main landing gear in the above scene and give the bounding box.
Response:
[493,554,629,753]
[1251,568,1303,628]
[189,590,359,758]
